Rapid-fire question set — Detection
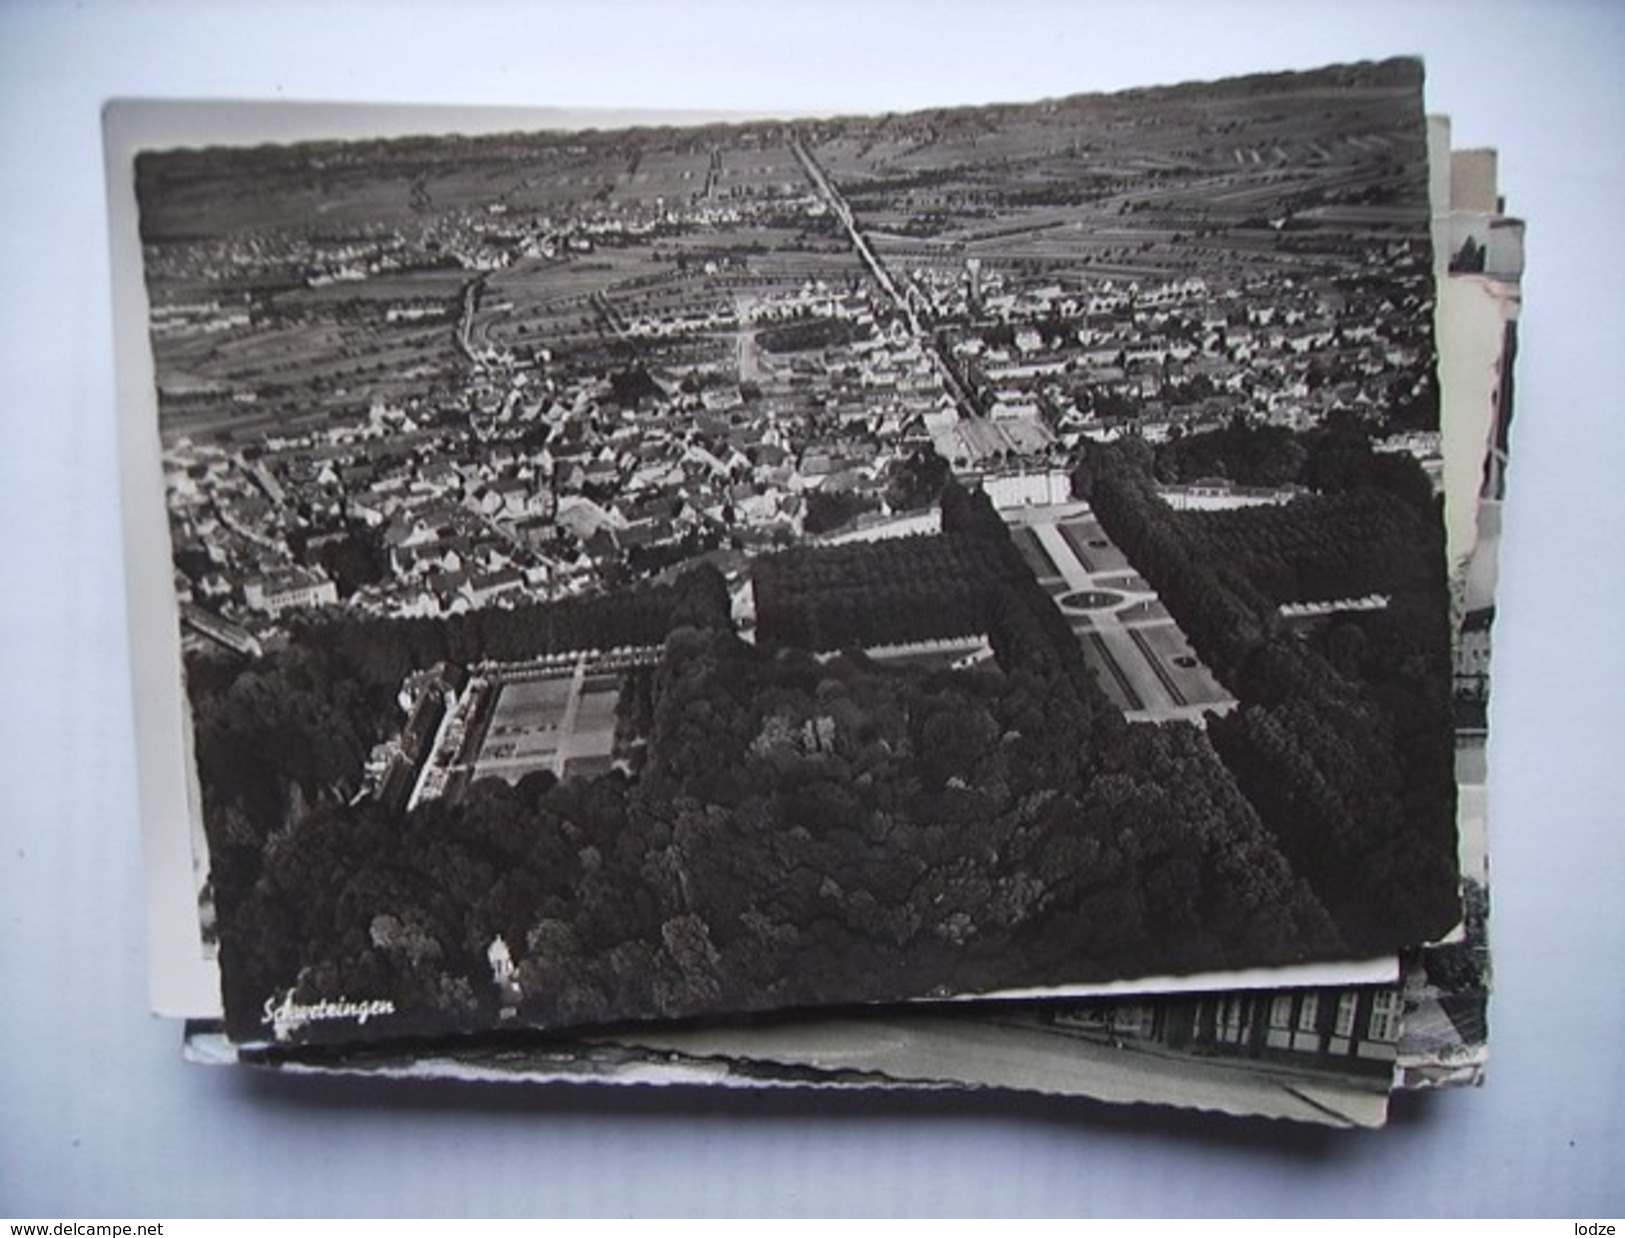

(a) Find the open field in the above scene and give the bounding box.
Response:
[1077,627,1141,712]
[474,239,867,364]
[1128,620,1231,712]
[155,320,459,391]
[267,267,470,307]
[1010,524,1061,580]
[805,64,1427,290]
[608,146,714,204]
[715,141,807,197]
[1057,517,1132,575]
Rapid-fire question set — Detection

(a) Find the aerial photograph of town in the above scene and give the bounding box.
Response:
[132,58,1463,1045]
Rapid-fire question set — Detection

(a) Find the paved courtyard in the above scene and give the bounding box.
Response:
[471,658,623,784]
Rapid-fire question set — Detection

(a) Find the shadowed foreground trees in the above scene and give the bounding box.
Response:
[1082,439,1459,950]
[198,453,1456,1046]
[218,618,1342,1042]
[202,488,1351,1044]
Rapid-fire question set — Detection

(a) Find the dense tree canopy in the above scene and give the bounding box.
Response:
[197,484,1354,1044]
[1155,416,1307,487]
[194,446,1460,1046]
[1081,439,1459,949]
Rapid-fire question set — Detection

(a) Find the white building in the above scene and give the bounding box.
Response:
[242,566,338,616]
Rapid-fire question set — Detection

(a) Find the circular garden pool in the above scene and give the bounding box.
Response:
[1057,589,1124,612]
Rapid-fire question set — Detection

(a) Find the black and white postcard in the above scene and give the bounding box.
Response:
[189,143,1517,1127]
[111,59,1463,1049]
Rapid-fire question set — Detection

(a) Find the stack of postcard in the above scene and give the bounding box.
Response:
[106,58,1522,1127]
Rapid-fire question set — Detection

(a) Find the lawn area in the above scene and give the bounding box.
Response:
[1129,622,1233,712]
[1011,524,1062,580]
[1058,518,1132,575]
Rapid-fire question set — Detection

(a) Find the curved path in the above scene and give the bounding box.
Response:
[1016,505,1234,724]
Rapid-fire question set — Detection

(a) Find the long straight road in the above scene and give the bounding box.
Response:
[788,136,914,328]
[789,134,983,422]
